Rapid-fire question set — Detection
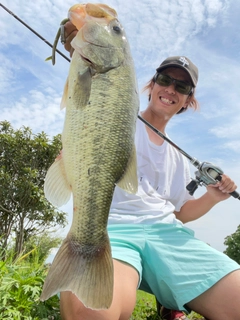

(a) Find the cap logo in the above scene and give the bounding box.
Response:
[179,57,189,67]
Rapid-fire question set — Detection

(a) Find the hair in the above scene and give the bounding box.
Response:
[142,75,200,114]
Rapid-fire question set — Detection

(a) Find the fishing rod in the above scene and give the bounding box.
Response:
[138,115,240,200]
[3,3,238,199]
[0,3,70,63]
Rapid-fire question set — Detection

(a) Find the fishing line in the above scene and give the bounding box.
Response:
[0,3,70,63]
[2,3,238,200]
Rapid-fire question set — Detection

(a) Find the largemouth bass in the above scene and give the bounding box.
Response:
[40,3,139,310]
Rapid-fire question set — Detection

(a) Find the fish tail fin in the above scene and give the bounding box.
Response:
[40,235,113,309]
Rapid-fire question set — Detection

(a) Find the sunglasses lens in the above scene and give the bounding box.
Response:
[155,74,192,95]
[156,74,171,86]
[175,82,192,95]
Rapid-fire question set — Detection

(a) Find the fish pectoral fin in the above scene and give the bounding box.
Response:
[40,235,113,310]
[61,66,91,110]
[60,77,69,110]
[72,67,92,108]
[116,145,138,194]
[44,152,71,207]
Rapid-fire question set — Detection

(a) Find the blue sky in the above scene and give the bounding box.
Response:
[1,0,240,253]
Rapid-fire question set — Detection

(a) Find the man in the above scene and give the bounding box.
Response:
[60,21,240,320]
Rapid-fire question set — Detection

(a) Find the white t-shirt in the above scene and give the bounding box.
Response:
[108,117,194,225]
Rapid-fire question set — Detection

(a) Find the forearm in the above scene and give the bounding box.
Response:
[175,192,220,223]
[175,174,237,223]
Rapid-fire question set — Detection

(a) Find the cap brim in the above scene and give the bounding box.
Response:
[156,64,196,87]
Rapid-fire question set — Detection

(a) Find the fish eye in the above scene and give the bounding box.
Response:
[113,25,121,33]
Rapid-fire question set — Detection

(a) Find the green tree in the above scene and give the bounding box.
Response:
[224,224,240,264]
[0,121,67,258]
[24,232,62,264]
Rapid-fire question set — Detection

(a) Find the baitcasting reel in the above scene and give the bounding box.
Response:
[186,162,224,196]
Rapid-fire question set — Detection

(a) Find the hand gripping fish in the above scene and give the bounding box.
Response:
[40,3,139,310]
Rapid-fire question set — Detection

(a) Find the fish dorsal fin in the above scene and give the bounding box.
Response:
[116,145,138,194]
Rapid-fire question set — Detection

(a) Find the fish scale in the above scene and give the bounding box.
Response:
[40,3,139,310]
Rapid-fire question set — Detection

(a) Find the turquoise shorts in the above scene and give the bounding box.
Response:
[107,223,240,313]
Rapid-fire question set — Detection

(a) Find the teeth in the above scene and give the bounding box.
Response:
[161,97,173,104]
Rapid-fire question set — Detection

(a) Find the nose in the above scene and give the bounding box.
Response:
[165,83,176,95]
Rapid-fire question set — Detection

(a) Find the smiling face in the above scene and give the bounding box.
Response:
[148,67,192,120]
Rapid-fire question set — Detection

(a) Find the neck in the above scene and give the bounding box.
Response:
[140,110,169,146]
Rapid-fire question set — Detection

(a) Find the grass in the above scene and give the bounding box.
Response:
[0,247,205,319]
[131,291,159,319]
[131,290,205,320]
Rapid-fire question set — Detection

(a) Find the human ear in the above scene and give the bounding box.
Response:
[184,94,193,108]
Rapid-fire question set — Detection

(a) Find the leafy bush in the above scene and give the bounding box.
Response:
[224,224,240,264]
[0,247,60,319]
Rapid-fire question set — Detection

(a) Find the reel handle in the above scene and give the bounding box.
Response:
[216,175,240,200]
[186,180,199,195]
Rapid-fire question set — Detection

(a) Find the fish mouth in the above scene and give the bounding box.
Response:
[73,34,106,67]
[78,41,109,67]
[80,54,93,65]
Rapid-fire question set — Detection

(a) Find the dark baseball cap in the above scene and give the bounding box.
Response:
[156,56,198,87]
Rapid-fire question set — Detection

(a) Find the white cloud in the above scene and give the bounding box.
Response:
[210,119,240,139]
[1,0,240,253]
[0,53,15,94]
[0,87,65,136]
[222,141,240,153]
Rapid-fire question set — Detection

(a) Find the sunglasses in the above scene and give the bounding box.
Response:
[155,73,193,95]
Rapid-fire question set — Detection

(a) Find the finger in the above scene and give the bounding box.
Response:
[64,21,78,37]
[69,47,75,58]
[219,179,237,193]
[63,21,78,54]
